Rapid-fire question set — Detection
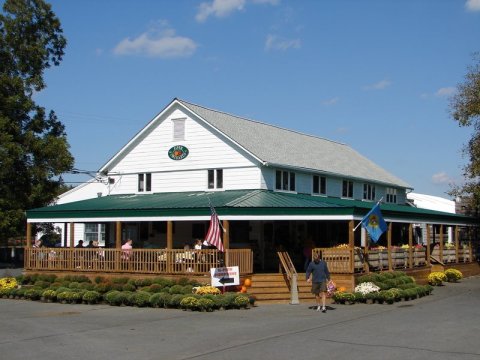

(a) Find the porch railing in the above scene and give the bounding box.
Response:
[24,248,253,275]
[313,245,475,274]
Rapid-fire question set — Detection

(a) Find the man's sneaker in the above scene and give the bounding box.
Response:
[316,305,321,311]
[321,306,327,313]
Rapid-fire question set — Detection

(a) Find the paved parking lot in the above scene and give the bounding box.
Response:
[0,272,479,360]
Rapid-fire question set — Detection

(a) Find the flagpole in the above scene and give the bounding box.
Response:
[208,198,227,233]
[353,197,384,232]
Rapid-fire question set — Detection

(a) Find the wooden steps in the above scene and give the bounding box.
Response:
[248,273,324,304]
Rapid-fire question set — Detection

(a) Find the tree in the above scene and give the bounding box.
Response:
[0,0,74,241]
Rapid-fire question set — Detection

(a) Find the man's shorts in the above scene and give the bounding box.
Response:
[311,281,327,295]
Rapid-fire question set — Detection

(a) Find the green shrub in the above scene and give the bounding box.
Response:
[147,284,163,293]
[94,276,106,284]
[428,272,447,286]
[169,285,184,295]
[198,297,215,311]
[356,274,374,284]
[33,280,50,289]
[152,278,175,288]
[104,290,122,306]
[168,294,185,308]
[94,283,112,293]
[79,282,95,291]
[0,287,14,297]
[131,291,151,307]
[12,287,27,298]
[42,289,57,301]
[332,292,355,304]
[38,274,57,283]
[15,275,25,285]
[444,269,463,282]
[150,292,172,308]
[56,291,72,302]
[122,284,136,292]
[180,296,199,310]
[177,277,191,286]
[182,285,194,294]
[83,291,101,304]
[111,277,129,284]
[134,278,153,287]
[353,292,366,303]
[233,295,249,309]
[68,282,81,289]
[24,288,43,300]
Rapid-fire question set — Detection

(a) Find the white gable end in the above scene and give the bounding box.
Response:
[104,104,262,194]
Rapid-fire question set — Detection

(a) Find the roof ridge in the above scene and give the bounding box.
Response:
[177,98,347,146]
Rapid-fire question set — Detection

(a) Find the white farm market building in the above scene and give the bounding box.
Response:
[25,98,479,292]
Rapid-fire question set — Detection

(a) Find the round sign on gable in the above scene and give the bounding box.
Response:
[168,145,189,160]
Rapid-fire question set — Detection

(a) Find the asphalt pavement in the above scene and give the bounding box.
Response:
[0,272,479,360]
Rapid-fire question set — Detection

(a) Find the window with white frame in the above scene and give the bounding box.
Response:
[386,188,397,204]
[138,173,152,192]
[208,169,223,189]
[172,118,186,141]
[342,180,354,198]
[313,175,326,195]
[84,224,105,246]
[275,170,296,192]
[363,183,376,201]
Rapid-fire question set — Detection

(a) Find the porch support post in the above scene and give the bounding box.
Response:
[69,223,75,248]
[364,229,370,273]
[167,221,173,249]
[455,225,459,263]
[223,220,230,249]
[348,220,354,273]
[426,224,431,264]
[387,223,392,271]
[223,220,230,267]
[167,221,173,273]
[115,221,122,272]
[115,222,122,248]
[469,231,473,263]
[439,225,444,263]
[26,222,32,248]
[408,223,413,269]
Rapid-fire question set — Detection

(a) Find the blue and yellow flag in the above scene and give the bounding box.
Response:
[361,203,387,243]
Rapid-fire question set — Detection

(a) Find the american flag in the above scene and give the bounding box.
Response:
[205,202,224,252]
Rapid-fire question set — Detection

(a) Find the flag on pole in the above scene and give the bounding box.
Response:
[205,202,225,252]
[361,203,387,243]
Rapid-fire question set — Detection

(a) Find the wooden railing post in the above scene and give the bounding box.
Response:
[426,224,431,264]
[167,221,173,273]
[439,225,444,263]
[26,223,32,248]
[223,220,230,266]
[408,223,413,269]
[115,221,122,271]
[348,220,354,273]
[455,226,459,263]
[387,223,392,271]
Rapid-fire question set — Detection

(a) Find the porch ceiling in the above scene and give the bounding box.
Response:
[27,190,475,225]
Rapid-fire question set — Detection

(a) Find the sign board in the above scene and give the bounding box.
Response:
[210,266,240,287]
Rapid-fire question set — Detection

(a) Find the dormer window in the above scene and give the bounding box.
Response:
[363,183,376,201]
[386,188,397,204]
[342,180,353,198]
[275,170,295,192]
[172,118,186,141]
[313,175,326,195]
[208,169,223,189]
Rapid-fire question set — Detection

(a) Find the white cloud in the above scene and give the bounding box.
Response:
[321,97,339,106]
[435,87,455,97]
[265,34,301,51]
[432,172,452,185]
[362,79,391,91]
[196,0,246,22]
[466,0,480,11]
[196,0,279,22]
[113,25,197,58]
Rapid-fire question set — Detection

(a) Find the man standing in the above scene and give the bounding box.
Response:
[306,253,330,313]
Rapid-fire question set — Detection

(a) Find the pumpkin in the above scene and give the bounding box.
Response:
[244,278,252,287]
[338,286,347,292]
[240,286,247,293]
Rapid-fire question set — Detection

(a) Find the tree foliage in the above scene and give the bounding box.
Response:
[0,0,74,240]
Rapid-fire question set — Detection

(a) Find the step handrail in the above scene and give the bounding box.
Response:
[277,251,299,305]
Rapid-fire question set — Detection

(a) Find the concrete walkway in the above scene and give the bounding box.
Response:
[0,274,479,360]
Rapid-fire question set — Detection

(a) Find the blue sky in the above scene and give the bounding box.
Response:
[34,0,480,198]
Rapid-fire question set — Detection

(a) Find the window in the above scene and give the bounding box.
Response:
[363,183,376,201]
[138,173,152,192]
[84,224,105,246]
[208,169,223,189]
[342,180,353,198]
[313,175,326,195]
[172,118,186,141]
[275,170,296,191]
[386,188,397,203]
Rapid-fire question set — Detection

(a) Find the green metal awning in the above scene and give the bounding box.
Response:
[27,189,476,225]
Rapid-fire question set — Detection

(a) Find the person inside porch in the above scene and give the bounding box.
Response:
[121,239,133,260]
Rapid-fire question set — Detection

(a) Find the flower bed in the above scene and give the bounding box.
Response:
[1,274,254,311]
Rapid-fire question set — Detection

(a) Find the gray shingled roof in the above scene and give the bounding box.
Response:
[178,99,411,189]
